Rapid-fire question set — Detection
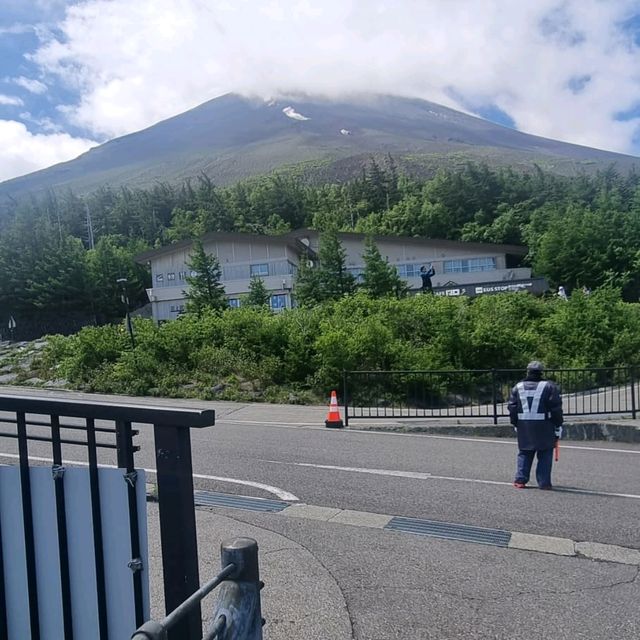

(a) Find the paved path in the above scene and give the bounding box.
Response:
[1,388,639,639]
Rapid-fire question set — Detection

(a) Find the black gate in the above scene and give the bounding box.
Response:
[0,393,214,640]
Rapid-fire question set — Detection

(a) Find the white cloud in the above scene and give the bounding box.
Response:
[11,76,48,94]
[18,0,640,157]
[0,119,96,181]
[0,94,24,106]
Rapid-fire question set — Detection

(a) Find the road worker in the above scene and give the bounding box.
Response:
[508,361,563,490]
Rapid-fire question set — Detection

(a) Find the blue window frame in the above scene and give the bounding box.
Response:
[250,263,269,277]
[228,298,241,308]
[270,294,287,310]
[444,257,496,273]
[397,264,421,278]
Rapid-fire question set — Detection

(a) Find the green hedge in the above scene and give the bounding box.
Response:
[36,287,640,401]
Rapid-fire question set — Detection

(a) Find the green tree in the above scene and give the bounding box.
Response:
[361,236,407,298]
[184,241,227,314]
[245,276,270,307]
[293,252,321,308]
[316,229,356,301]
[86,235,150,318]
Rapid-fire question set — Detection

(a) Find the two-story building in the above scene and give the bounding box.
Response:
[135,229,545,322]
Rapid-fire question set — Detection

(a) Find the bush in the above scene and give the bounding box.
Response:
[34,287,640,402]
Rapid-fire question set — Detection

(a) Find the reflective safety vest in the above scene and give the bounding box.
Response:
[515,381,549,421]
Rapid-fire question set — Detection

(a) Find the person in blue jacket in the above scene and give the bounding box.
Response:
[508,361,563,490]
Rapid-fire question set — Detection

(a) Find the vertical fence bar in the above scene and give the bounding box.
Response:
[17,410,40,640]
[50,415,74,640]
[153,423,201,640]
[116,420,145,629]
[631,367,637,420]
[491,369,498,424]
[343,371,349,427]
[86,418,109,640]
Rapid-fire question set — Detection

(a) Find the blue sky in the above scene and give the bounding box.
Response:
[1,0,640,182]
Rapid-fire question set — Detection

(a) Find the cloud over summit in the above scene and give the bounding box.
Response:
[1,0,640,182]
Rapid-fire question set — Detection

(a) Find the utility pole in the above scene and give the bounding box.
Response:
[117,278,135,349]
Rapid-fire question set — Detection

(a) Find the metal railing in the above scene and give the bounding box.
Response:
[0,393,215,640]
[132,538,264,640]
[343,367,638,425]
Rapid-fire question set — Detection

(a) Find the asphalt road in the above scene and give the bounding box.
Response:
[1,389,639,639]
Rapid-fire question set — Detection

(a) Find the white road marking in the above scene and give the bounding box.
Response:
[263,460,640,500]
[0,452,299,502]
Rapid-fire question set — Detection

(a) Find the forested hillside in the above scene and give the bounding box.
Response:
[1,160,640,339]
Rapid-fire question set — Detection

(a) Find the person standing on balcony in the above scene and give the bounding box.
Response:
[420,264,435,293]
[508,361,564,490]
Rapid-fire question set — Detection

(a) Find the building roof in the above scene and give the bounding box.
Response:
[134,230,314,264]
[284,228,528,256]
[135,228,528,264]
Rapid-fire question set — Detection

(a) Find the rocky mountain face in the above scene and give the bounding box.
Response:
[1,92,638,206]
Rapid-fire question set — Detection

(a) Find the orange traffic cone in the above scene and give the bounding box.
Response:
[325,390,344,429]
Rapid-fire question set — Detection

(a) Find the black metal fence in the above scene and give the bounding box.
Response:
[0,393,215,640]
[343,367,638,425]
[132,537,264,640]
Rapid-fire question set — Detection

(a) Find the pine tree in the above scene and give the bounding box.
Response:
[245,276,270,307]
[293,252,321,307]
[316,229,356,301]
[184,241,227,314]
[361,235,407,298]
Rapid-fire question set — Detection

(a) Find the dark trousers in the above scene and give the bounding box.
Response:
[515,448,553,487]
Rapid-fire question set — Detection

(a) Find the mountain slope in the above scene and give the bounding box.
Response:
[1,93,638,203]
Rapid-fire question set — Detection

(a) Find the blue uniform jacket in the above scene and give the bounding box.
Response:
[507,378,563,450]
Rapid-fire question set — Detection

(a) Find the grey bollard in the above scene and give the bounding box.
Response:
[208,538,263,640]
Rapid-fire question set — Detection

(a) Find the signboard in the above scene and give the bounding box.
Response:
[431,277,548,299]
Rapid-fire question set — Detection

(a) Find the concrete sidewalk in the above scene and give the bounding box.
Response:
[146,503,353,640]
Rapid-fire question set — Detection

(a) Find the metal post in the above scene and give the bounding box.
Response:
[16,410,40,639]
[117,420,145,628]
[210,538,263,640]
[631,367,637,420]
[154,424,201,640]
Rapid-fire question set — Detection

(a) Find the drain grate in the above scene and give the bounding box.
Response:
[194,490,290,513]
[385,516,511,547]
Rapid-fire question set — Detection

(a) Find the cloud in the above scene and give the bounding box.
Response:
[0,119,96,182]
[0,94,24,106]
[18,0,640,158]
[0,24,34,36]
[11,76,48,94]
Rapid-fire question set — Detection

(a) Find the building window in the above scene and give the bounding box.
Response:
[167,272,175,281]
[156,274,164,283]
[397,264,422,278]
[346,267,364,282]
[250,263,269,277]
[190,270,198,277]
[270,294,287,310]
[444,257,496,273]
[170,304,185,313]
[228,298,241,308]
[178,271,186,281]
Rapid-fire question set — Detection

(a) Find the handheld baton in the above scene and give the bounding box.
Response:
[554,438,559,462]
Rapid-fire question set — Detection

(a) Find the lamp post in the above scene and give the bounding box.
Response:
[117,277,136,349]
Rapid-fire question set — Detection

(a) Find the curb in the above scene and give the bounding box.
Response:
[178,487,640,567]
[346,421,640,443]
